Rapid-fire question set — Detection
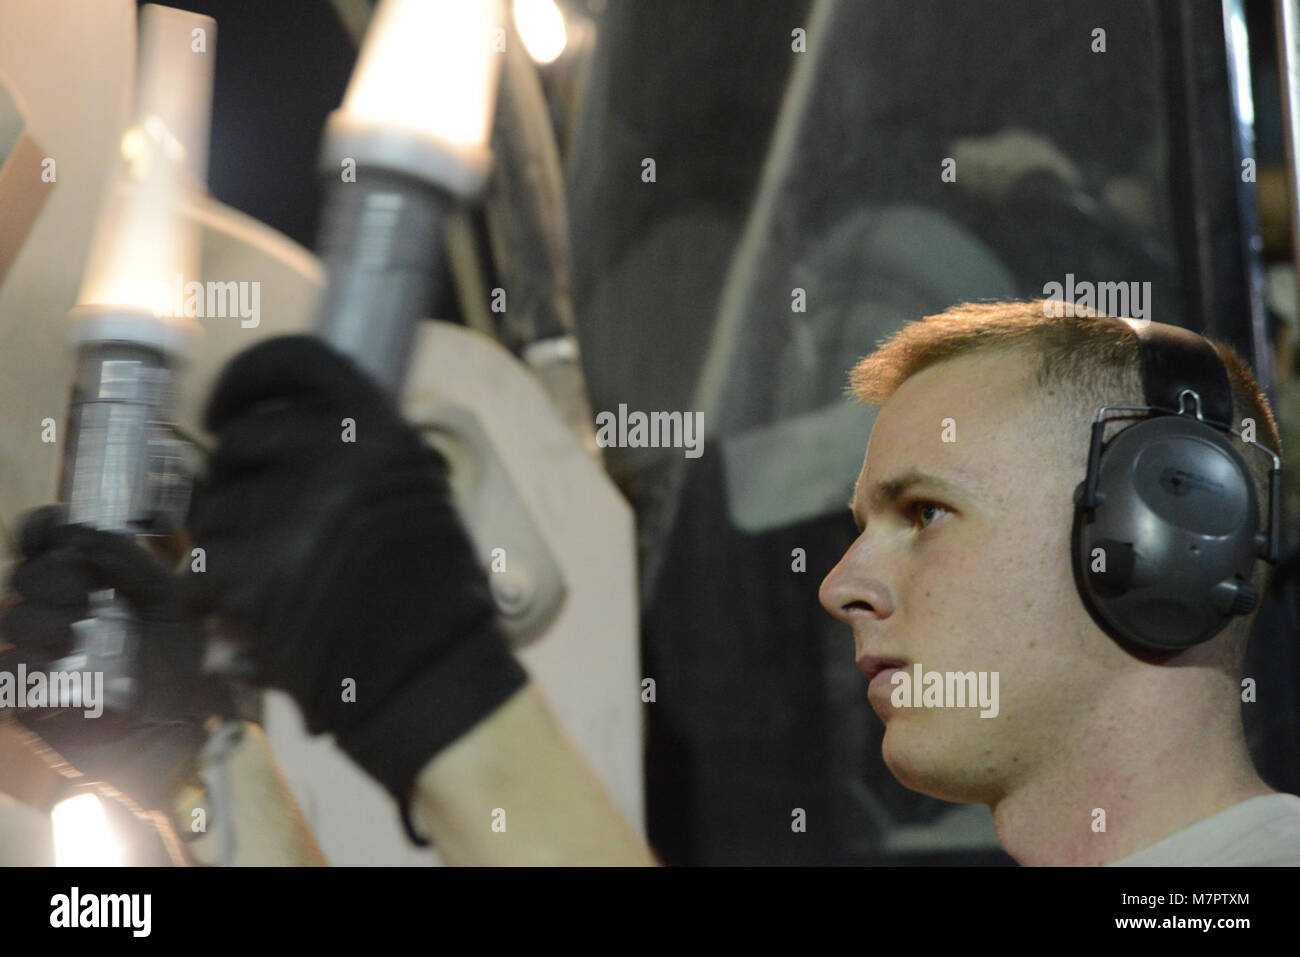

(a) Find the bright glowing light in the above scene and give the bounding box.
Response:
[513,0,567,64]
[342,0,505,148]
[51,794,123,867]
[77,5,214,323]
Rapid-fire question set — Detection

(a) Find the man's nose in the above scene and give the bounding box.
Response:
[819,540,895,624]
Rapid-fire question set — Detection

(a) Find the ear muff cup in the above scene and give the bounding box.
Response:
[1072,414,1261,653]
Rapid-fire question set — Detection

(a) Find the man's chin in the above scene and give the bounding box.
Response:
[880,724,994,805]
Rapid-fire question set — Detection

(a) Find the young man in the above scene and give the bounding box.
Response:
[819,300,1300,865]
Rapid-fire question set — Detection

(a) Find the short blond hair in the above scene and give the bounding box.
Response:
[849,300,1281,667]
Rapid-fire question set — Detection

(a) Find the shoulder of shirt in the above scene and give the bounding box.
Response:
[1108,793,1300,867]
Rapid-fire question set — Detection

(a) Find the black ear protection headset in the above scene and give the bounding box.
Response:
[1071,320,1283,653]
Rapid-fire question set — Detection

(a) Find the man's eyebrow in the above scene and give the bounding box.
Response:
[849,469,978,527]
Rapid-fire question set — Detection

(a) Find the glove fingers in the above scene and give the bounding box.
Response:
[204,336,383,434]
[15,505,70,559]
[18,515,106,558]
[0,603,77,660]
[73,533,172,612]
[14,520,170,613]
[9,550,94,609]
[186,473,282,558]
[205,406,338,486]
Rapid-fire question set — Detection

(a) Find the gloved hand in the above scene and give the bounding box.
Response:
[0,506,225,814]
[182,336,527,824]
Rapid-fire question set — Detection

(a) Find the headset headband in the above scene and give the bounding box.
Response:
[1135,321,1233,428]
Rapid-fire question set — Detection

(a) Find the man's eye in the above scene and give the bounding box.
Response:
[907,501,948,530]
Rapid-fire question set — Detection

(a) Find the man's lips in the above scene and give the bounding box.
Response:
[856,654,908,682]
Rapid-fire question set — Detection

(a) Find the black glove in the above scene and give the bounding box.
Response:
[183,336,527,819]
[0,506,224,813]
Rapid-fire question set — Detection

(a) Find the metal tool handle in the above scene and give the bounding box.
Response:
[50,341,188,714]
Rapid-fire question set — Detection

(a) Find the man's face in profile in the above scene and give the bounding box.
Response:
[819,349,1124,805]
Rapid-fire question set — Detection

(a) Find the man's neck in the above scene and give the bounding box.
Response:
[988,677,1273,865]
